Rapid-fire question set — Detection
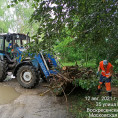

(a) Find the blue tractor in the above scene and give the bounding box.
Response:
[0,33,58,88]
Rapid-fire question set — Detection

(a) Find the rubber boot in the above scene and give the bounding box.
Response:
[96,89,101,95]
[108,92,112,97]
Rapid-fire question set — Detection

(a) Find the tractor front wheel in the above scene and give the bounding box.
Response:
[16,65,39,88]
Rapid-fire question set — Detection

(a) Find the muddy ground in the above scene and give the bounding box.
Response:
[0,78,73,118]
[0,77,118,118]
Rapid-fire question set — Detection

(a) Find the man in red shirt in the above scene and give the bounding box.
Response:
[96,60,113,96]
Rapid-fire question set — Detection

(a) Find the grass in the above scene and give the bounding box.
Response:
[68,92,95,118]
[60,61,96,68]
[68,91,118,118]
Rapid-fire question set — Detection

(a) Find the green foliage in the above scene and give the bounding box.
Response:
[80,59,85,67]
[69,92,118,118]
[2,0,39,36]
[112,79,118,87]
[61,61,96,69]
[0,21,9,33]
[0,0,11,33]
[115,59,118,64]
[73,76,98,91]
[68,93,95,118]
[10,0,118,69]
[54,35,79,62]
[114,59,118,71]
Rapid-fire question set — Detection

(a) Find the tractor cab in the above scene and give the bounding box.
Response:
[0,33,30,61]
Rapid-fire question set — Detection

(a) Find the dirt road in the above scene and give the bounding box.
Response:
[0,78,72,118]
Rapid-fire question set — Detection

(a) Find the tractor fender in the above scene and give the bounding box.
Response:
[13,61,32,76]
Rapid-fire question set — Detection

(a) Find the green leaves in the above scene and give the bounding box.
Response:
[8,0,118,70]
[72,67,98,91]
[73,77,98,91]
[115,59,118,65]
[0,0,12,32]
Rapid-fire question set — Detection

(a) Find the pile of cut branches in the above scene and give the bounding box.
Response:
[40,65,98,96]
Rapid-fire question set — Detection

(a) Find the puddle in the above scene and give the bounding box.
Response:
[0,85,20,105]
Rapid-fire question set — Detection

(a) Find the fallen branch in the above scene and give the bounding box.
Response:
[41,66,96,96]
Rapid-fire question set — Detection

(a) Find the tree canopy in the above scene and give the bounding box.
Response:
[9,0,118,66]
[0,0,11,32]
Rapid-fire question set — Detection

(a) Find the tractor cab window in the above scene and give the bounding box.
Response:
[0,36,3,50]
[22,40,27,45]
[22,36,30,47]
[15,35,29,47]
[13,40,20,48]
[5,39,12,52]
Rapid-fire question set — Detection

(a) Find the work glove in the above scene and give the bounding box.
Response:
[96,71,99,77]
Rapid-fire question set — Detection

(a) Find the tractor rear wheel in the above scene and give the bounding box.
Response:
[16,65,39,88]
[0,60,7,82]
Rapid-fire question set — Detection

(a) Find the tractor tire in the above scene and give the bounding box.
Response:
[0,60,7,82]
[34,71,40,86]
[16,65,39,88]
